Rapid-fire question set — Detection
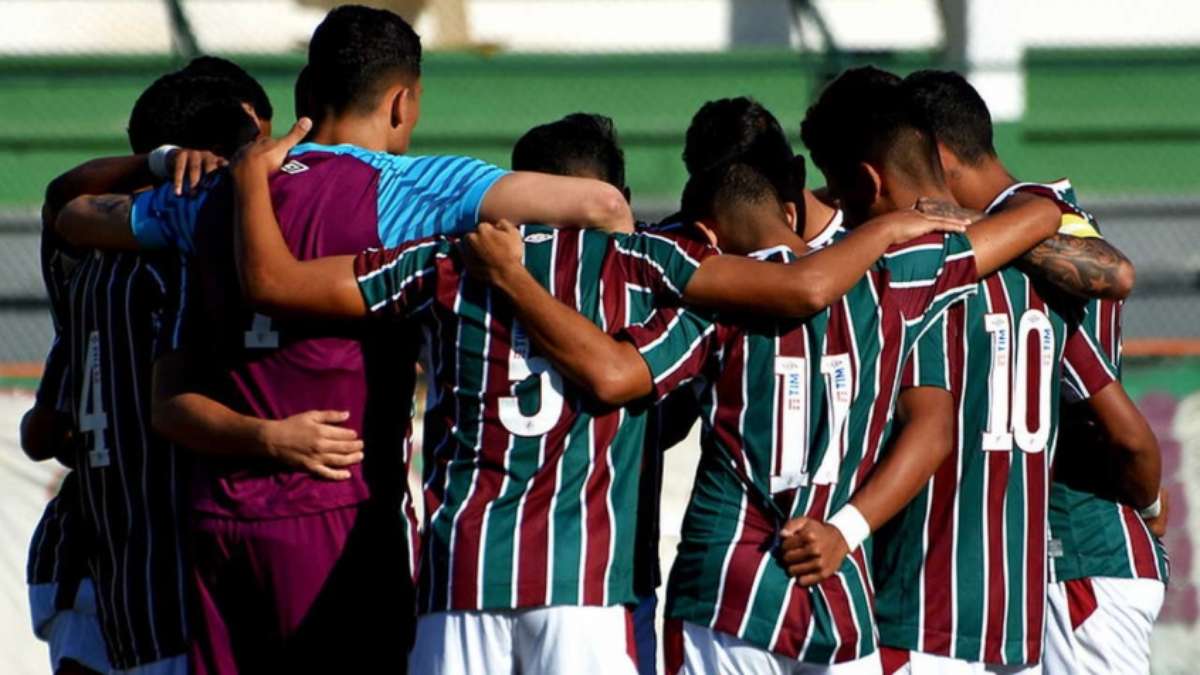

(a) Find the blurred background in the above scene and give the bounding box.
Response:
[0,1,1198,672]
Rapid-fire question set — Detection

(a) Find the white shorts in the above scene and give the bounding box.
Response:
[1045,577,1163,675]
[410,605,639,675]
[671,620,882,675]
[29,579,112,674]
[880,647,1040,675]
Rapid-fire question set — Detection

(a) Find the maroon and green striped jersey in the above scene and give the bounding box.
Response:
[353,225,717,614]
[872,187,1120,666]
[1031,179,1169,584]
[663,232,978,665]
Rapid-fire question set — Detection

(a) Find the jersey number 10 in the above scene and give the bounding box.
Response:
[983,309,1054,453]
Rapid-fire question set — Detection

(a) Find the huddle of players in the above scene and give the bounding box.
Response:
[17,4,1166,675]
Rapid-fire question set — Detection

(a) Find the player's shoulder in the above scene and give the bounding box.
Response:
[882,232,953,257]
[990,179,1101,237]
[631,220,717,256]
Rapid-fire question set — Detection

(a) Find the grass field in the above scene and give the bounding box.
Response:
[2,48,1200,208]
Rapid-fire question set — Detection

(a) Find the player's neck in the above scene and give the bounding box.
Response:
[955,156,1017,212]
[885,178,957,211]
[800,190,838,241]
[309,113,392,153]
[729,226,808,258]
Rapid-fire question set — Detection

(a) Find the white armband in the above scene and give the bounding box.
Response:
[1139,495,1163,520]
[827,504,871,552]
[147,144,180,180]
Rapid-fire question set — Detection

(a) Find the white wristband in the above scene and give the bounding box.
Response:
[147,144,180,179]
[827,504,871,553]
[1139,495,1162,520]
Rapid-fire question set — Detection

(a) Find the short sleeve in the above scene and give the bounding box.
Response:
[354,238,453,318]
[149,254,195,358]
[617,305,721,402]
[901,309,953,391]
[1060,328,1118,403]
[376,155,508,246]
[129,178,218,254]
[879,231,978,338]
[35,334,73,414]
[611,230,718,301]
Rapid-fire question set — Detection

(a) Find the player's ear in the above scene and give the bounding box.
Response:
[783,200,799,233]
[389,84,413,129]
[935,142,959,179]
[692,219,719,248]
[858,161,884,208]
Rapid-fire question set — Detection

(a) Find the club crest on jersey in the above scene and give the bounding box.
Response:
[523,232,554,244]
[280,160,309,175]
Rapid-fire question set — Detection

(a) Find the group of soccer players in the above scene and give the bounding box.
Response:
[17,4,1168,674]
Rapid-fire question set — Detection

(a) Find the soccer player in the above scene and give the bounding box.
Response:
[799,66,1157,674]
[52,7,644,671]
[229,108,976,672]
[21,219,108,675]
[37,65,370,675]
[902,69,1166,675]
[681,96,843,242]
[465,113,1078,673]
[511,111,667,675]
[180,55,275,136]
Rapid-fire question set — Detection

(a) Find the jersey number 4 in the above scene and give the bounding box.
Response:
[79,330,110,468]
[983,309,1054,453]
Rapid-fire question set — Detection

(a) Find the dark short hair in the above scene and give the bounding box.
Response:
[902,69,996,164]
[182,55,274,122]
[801,65,941,188]
[127,72,259,156]
[307,5,422,114]
[511,113,626,189]
[681,162,782,224]
[683,97,800,202]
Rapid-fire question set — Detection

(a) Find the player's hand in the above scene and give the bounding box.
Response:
[1144,489,1169,538]
[778,516,850,587]
[874,207,969,244]
[168,149,227,196]
[261,409,364,481]
[462,220,526,286]
[915,198,986,224]
[232,117,313,180]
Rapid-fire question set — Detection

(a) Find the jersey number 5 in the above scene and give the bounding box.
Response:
[982,309,1054,453]
[499,324,565,437]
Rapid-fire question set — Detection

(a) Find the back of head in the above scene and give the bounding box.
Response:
[801,66,942,213]
[511,113,626,189]
[684,97,799,202]
[182,55,274,123]
[902,69,996,165]
[127,72,259,156]
[681,162,789,244]
[307,5,422,115]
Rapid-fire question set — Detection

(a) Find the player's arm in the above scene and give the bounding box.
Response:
[1017,235,1134,300]
[19,405,74,463]
[151,351,364,480]
[682,208,969,317]
[918,193,1062,277]
[232,119,365,318]
[480,172,634,233]
[462,221,654,405]
[49,149,224,249]
[780,386,955,586]
[1082,382,1161,510]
